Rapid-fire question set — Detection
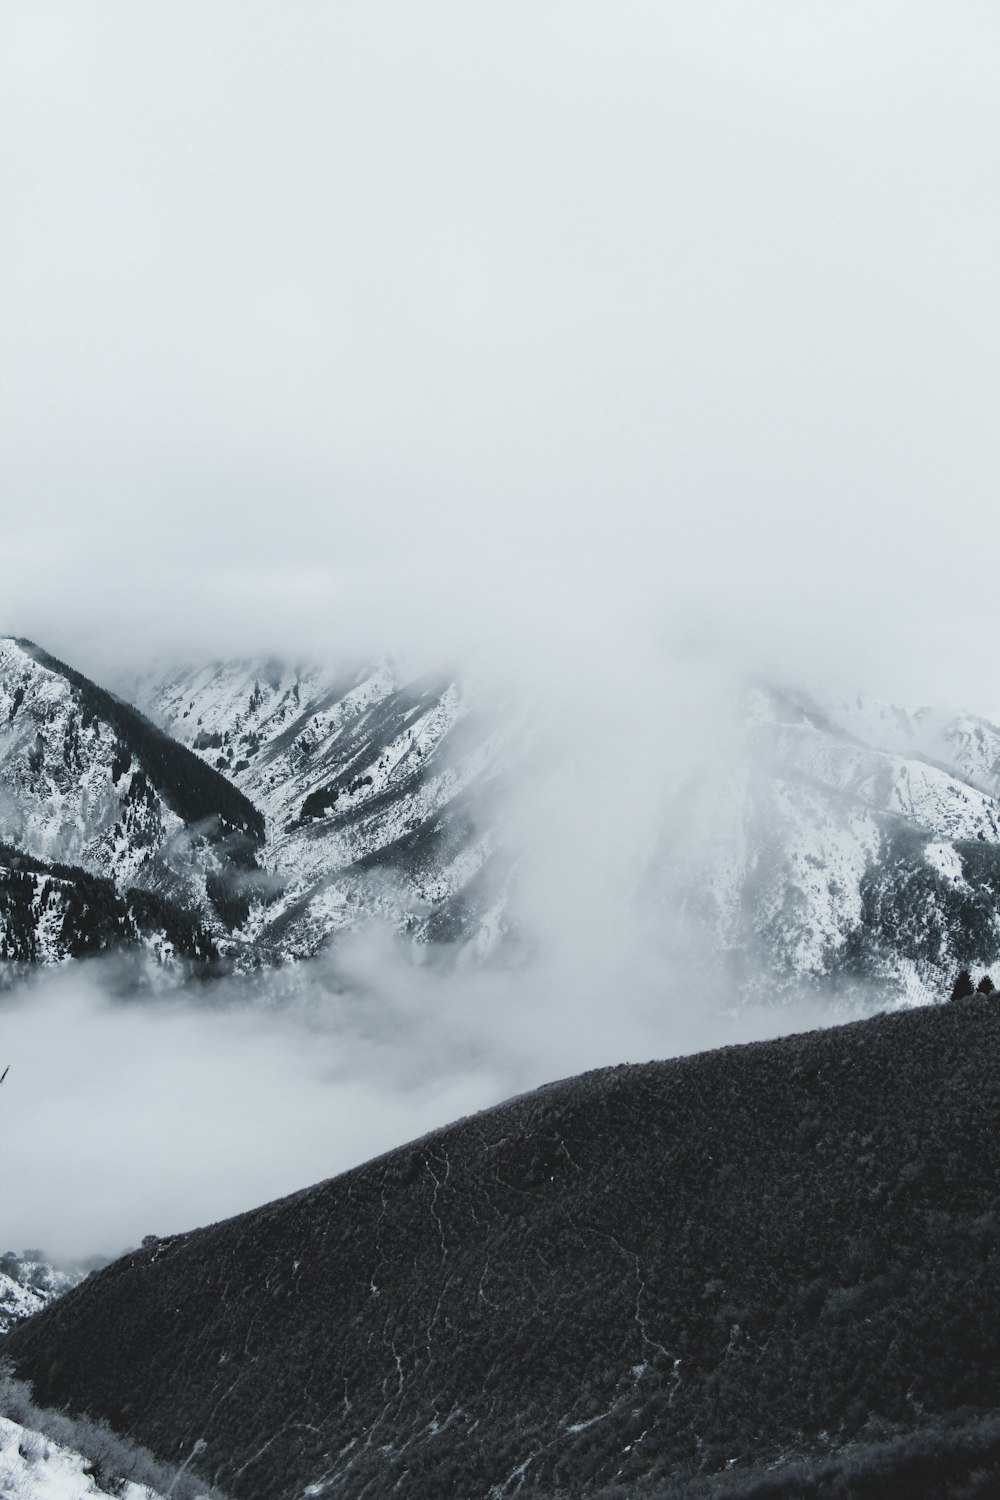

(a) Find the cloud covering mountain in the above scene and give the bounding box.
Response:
[2,3,998,721]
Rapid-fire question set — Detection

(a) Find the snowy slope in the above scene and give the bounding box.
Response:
[820,691,1000,799]
[0,1275,50,1337]
[140,659,513,959]
[0,639,266,962]
[146,662,1000,1000]
[0,1417,164,1500]
[659,683,1000,1003]
[0,1256,84,1337]
[0,639,178,887]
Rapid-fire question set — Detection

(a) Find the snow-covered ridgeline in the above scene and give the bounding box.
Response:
[662,683,1000,1002]
[1,1257,83,1337]
[7,635,1000,999]
[0,640,176,887]
[139,658,516,958]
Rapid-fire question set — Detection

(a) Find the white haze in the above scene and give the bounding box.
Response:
[1,934,842,1262]
[1,1,998,706]
[0,2,999,1252]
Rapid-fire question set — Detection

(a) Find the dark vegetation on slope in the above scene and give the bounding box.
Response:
[15,639,264,844]
[670,1410,1000,1499]
[8,999,1000,1499]
[0,842,219,967]
[0,1364,232,1500]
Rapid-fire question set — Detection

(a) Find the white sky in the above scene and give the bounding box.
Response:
[1,1,998,707]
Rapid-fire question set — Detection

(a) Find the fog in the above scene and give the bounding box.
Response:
[1,932,843,1261]
[2,2,998,705]
[1,3,999,1254]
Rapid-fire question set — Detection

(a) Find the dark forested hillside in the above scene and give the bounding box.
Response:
[0,841,219,967]
[8,997,1000,1498]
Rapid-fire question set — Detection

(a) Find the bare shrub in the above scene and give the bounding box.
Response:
[0,1360,229,1499]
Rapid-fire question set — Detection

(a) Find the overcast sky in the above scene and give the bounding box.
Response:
[1,1,999,707]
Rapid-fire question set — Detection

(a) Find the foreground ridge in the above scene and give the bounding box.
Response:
[7,998,1000,1497]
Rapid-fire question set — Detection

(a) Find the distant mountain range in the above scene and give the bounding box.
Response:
[0,636,506,970]
[8,997,1000,1499]
[134,653,510,960]
[0,1251,84,1337]
[656,682,1000,1004]
[4,633,1000,1002]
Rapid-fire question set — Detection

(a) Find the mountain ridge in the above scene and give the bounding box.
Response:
[6,636,1000,1003]
[7,996,1000,1498]
[9,639,264,843]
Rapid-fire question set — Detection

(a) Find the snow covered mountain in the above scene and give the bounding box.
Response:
[135,657,513,959]
[4,634,1000,1005]
[662,682,1000,1003]
[0,638,263,965]
[134,661,1000,1003]
[0,1254,81,1338]
[0,639,261,876]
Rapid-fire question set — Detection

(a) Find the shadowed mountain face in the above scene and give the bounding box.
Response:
[0,640,261,864]
[8,998,1000,1498]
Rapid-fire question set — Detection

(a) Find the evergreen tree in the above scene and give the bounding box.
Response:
[951,969,975,1000]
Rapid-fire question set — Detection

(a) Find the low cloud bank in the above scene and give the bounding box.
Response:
[0,916,847,1262]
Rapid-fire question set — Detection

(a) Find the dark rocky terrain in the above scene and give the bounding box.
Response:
[8,996,1000,1498]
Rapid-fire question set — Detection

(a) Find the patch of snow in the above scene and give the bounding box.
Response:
[923,842,965,883]
[0,1415,163,1500]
